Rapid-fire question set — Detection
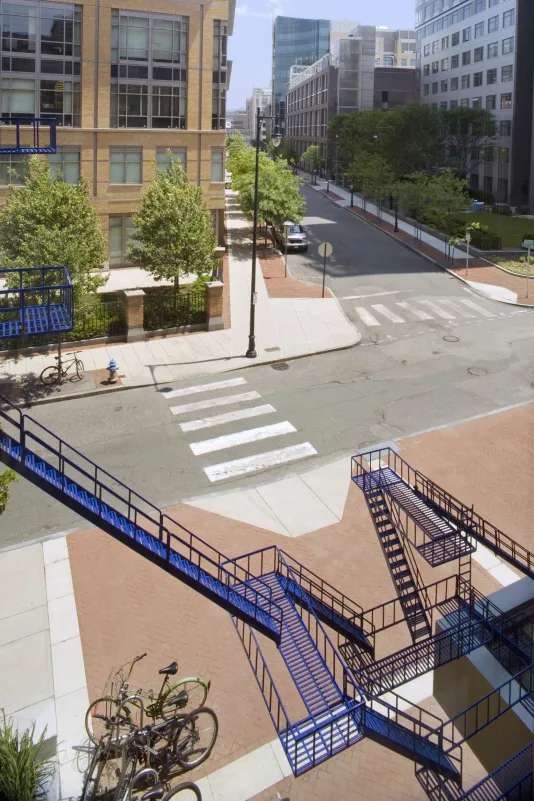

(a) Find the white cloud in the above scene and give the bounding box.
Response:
[235,0,283,18]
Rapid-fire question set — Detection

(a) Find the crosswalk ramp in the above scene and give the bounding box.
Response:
[161,377,316,482]
[353,297,497,328]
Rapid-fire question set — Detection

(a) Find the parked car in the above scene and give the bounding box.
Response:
[272,222,308,252]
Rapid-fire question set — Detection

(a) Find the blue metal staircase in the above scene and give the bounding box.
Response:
[0,267,73,339]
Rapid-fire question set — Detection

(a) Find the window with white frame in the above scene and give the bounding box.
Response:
[47,146,80,183]
[109,215,135,267]
[110,147,142,183]
[211,148,224,182]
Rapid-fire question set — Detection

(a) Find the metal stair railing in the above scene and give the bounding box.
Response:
[0,397,284,638]
[456,742,533,801]
[362,575,460,635]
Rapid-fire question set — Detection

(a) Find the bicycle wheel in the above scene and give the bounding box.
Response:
[76,358,85,380]
[128,768,159,801]
[86,697,121,746]
[164,782,202,801]
[82,743,119,801]
[40,365,60,385]
[113,751,138,801]
[172,707,218,770]
[162,679,210,719]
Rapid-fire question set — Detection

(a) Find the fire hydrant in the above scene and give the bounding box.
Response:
[108,359,119,384]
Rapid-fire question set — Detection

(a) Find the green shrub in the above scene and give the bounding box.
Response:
[0,712,54,801]
[516,205,531,215]
[469,229,502,250]
[494,204,512,216]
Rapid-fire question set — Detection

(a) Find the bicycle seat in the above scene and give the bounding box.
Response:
[167,690,188,708]
[159,661,178,676]
[142,783,164,801]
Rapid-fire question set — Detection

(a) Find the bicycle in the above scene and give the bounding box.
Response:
[123,769,201,801]
[40,349,85,384]
[86,655,210,746]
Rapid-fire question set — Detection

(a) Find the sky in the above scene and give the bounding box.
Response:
[228,0,416,109]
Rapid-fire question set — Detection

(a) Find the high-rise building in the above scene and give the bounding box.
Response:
[272,16,330,131]
[0,0,235,264]
[226,109,246,135]
[375,27,417,67]
[245,87,272,141]
[416,0,534,207]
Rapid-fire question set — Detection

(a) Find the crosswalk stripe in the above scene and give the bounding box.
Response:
[180,404,276,432]
[418,300,455,320]
[439,299,474,317]
[190,421,295,455]
[372,304,405,323]
[355,306,381,326]
[459,299,496,318]
[161,377,246,400]
[170,391,261,416]
[204,442,318,482]
[395,301,433,321]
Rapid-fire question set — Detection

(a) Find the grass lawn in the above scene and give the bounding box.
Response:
[462,211,534,248]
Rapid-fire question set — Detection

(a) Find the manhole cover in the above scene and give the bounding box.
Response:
[271,362,289,371]
[468,367,487,377]
[443,335,459,343]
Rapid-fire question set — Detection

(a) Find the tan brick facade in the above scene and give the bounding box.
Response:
[0,0,235,262]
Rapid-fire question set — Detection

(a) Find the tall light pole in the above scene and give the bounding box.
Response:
[246,106,280,358]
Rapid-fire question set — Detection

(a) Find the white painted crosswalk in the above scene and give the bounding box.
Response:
[353,296,499,330]
[162,377,316,482]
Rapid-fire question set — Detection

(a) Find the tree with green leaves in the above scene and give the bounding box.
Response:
[0,156,107,300]
[279,138,299,171]
[424,170,470,253]
[347,153,394,213]
[441,106,496,177]
[0,467,16,515]
[395,172,433,239]
[301,145,322,184]
[226,131,247,159]
[128,154,216,293]
[233,155,306,229]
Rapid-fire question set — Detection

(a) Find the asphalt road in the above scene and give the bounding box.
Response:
[1,306,532,548]
[293,185,513,346]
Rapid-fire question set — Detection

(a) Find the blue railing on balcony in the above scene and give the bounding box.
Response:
[0,116,57,154]
[0,266,73,339]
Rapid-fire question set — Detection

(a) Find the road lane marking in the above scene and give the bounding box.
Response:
[342,290,411,300]
[204,443,317,482]
[396,302,433,321]
[180,405,276,432]
[170,391,261,416]
[161,377,247,399]
[439,299,474,317]
[460,299,496,318]
[191,421,295,455]
[372,304,406,323]
[355,307,381,326]
[418,300,455,320]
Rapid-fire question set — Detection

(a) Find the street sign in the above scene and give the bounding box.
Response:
[465,232,471,243]
[522,239,534,249]
[318,242,333,258]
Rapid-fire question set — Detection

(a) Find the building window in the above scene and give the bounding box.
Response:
[424,64,430,76]
[487,15,498,33]
[432,61,439,73]
[111,84,148,127]
[212,85,226,131]
[502,37,514,55]
[441,36,449,49]
[451,55,459,68]
[440,101,448,110]
[156,147,186,171]
[487,68,497,84]
[451,77,459,90]
[424,83,430,96]
[502,9,515,28]
[488,0,499,6]
[432,40,439,53]
[487,42,498,58]
[462,51,471,66]
[424,44,430,56]
[211,148,224,182]
[109,216,135,267]
[500,92,512,109]
[152,85,186,128]
[110,147,142,183]
[441,80,448,92]
[472,97,481,108]
[461,74,470,89]
[452,32,459,46]
[441,58,448,70]
[450,99,458,109]
[474,47,483,62]
[462,27,471,42]
[501,64,513,82]
[401,58,407,66]
[473,72,483,87]
[40,80,80,125]
[212,20,228,130]
[0,153,25,185]
[484,147,493,163]
[474,0,485,11]
[499,147,509,164]
[432,82,438,94]
[486,94,496,110]
[0,77,35,117]
[47,146,80,183]
[460,98,469,107]
[474,22,484,38]
[499,119,511,136]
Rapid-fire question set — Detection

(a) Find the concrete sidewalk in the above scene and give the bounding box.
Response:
[307,175,534,307]
[0,191,359,390]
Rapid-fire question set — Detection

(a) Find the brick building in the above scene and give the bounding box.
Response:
[0,0,234,266]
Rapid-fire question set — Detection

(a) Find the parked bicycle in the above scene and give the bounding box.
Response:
[40,349,85,384]
[118,768,202,801]
[85,655,210,746]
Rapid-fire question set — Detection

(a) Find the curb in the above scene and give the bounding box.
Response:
[316,191,534,310]
[5,335,362,408]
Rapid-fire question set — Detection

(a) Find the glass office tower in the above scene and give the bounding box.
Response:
[272,16,330,131]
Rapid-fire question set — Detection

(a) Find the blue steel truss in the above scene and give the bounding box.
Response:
[0,267,73,339]
[0,117,57,154]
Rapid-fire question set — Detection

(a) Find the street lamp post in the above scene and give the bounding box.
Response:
[394,202,399,233]
[246,106,280,358]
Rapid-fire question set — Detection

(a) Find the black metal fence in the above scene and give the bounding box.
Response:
[0,298,126,352]
[143,289,207,332]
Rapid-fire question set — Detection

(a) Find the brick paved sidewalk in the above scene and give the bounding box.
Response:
[258,251,333,299]
[66,402,533,800]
